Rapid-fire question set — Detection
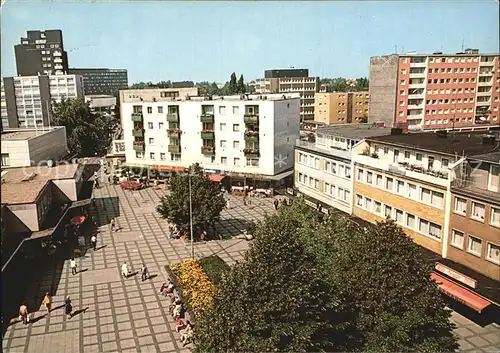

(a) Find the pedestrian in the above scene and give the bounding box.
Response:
[141,263,149,281]
[91,235,97,251]
[19,303,28,324]
[70,258,77,275]
[121,262,130,278]
[243,196,247,206]
[43,292,52,314]
[226,199,231,209]
[111,218,116,232]
[65,296,72,319]
[273,199,279,210]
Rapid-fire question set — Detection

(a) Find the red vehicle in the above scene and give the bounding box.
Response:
[120,181,144,190]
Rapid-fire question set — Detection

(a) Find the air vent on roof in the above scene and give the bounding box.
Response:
[21,173,37,182]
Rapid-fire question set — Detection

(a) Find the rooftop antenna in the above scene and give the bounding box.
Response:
[395,45,398,54]
[461,37,465,52]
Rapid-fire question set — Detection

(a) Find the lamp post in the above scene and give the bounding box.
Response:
[188,174,195,259]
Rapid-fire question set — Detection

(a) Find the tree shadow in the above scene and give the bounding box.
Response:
[91,196,120,227]
[213,218,257,240]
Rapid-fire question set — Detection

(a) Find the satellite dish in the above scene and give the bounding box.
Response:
[479,117,487,121]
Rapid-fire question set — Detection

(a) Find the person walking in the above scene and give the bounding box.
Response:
[19,303,28,325]
[91,235,97,251]
[141,263,149,282]
[70,258,77,275]
[42,292,52,314]
[226,198,231,209]
[65,296,73,319]
[121,262,130,278]
[273,199,279,210]
[111,218,116,232]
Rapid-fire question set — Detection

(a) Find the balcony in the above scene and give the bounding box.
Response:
[168,128,182,139]
[476,100,491,106]
[408,82,425,89]
[132,128,144,137]
[244,115,259,124]
[409,72,426,78]
[167,113,179,122]
[479,70,494,76]
[201,146,215,155]
[200,130,215,139]
[168,145,181,154]
[244,132,259,143]
[407,104,424,110]
[243,148,259,158]
[53,51,62,57]
[200,113,214,123]
[478,80,493,86]
[132,112,143,122]
[133,142,145,152]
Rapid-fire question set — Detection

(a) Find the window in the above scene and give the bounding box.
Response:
[396,180,405,194]
[468,236,482,256]
[395,209,404,224]
[366,171,373,184]
[160,153,166,161]
[356,194,363,207]
[233,124,239,132]
[384,205,393,219]
[450,230,464,249]
[148,122,154,129]
[232,106,239,114]
[220,123,226,131]
[314,179,319,189]
[147,107,152,114]
[234,157,240,166]
[135,152,144,159]
[491,207,500,227]
[429,223,441,239]
[486,243,500,265]
[149,152,155,160]
[233,141,240,149]
[385,177,393,191]
[345,166,351,179]
[374,201,382,214]
[416,153,423,162]
[219,106,226,114]
[148,138,154,144]
[441,158,449,168]
[407,183,417,199]
[404,151,410,160]
[419,219,429,234]
[393,149,399,163]
[158,122,164,129]
[406,214,416,229]
[431,190,444,208]
[1,153,10,167]
[454,197,467,214]
[471,202,485,221]
[221,157,227,165]
[375,174,383,187]
[357,169,364,181]
[157,106,163,114]
[489,165,500,192]
[421,188,431,203]
[220,140,227,148]
[383,147,389,155]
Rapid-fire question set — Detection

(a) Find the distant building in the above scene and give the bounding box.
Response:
[265,69,309,79]
[15,29,69,76]
[68,68,128,95]
[315,92,369,125]
[85,95,117,114]
[1,74,84,129]
[1,127,68,168]
[369,50,500,130]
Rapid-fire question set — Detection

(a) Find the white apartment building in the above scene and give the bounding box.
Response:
[120,91,300,189]
[1,74,84,129]
[294,124,391,215]
[1,127,68,168]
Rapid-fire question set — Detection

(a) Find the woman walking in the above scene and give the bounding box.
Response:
[43,292,52,314]
[65,296,73,319]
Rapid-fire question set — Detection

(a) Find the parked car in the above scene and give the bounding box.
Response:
[120,181,144,190]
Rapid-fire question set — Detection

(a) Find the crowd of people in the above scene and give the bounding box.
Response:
[160,280,194,346]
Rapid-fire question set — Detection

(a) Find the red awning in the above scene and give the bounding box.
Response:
[151,165,187,172]
[208,175,225,182]
[431,272,491,313]
[71,216,86,225]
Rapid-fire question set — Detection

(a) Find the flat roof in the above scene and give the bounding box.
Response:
[368,131,500,156]
[471,152,500,165]
[1,181,48,205]
[1,127,62,141]
[1,164,79,184]
[316,124,392,140]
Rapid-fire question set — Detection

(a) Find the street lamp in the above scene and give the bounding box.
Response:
[188,174,194,259]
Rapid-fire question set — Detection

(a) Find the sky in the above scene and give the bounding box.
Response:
[1,0,498,84]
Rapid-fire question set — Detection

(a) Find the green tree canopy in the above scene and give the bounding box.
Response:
[51,98,116,157]
[156,164,226,237]
[320,77,369,92]
[194,198,458,352]
[237,74,245,94]
[228,72,238,94]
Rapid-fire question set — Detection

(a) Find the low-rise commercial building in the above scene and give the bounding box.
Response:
[315,92,369,125]
[1,127,68,168]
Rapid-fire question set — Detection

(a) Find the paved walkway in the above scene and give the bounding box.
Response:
[2,180,498,352]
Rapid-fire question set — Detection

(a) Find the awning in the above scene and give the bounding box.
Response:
[431,272,491,313]
[208,174,225,182]
[151,165,187,172]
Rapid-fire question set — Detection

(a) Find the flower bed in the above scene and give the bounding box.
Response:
[198,255,230,286]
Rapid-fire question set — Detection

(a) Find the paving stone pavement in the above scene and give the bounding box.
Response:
[2,179,498,352]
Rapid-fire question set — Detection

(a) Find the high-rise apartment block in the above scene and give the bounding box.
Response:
[1,75,84,129]
[250,69,320,122]
[15,30,69,76]
[315,92,369,125]
[68,68,128,95]
[369,50,500,130]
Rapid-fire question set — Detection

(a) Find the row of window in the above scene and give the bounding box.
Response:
[134,152,260,167]
[144,121,256,133]
[297,152,352,179]
[356,168,445,209]
[454,197,500,227]
[450,230,500,265]
[323,182,351,203]
[426,97,476,105]
[371,146,449,169]
[144,105,244,115]
[402,56,485,64]
[355,194,442,240]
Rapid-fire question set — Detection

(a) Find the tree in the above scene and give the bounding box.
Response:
[228,72,238,94]
[51,98,115,157]
[237,74,245,94]
[156,164,226,237]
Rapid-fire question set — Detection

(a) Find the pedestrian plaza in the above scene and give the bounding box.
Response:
[2,183,499,352]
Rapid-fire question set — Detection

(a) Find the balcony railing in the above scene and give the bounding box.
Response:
[201,131,215,139]
[132,128,144,137]
[244,115,259,124]
[244,134,259,143]
[243,148,259,158]
[201,146,215,155]
[200,113,214,123]
[168,129,182,139]
[168,145,181,154]
[133,142,145,152]
[167,113,179,122]
[132,112,143,122]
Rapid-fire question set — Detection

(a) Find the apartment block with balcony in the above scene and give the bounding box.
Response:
[1,75,84,129]
[120,91,300,190]
[315,92,369,125]
[369,50,500,130]
[294,124,391,214]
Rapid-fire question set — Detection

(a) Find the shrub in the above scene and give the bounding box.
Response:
[198,255,230,285]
